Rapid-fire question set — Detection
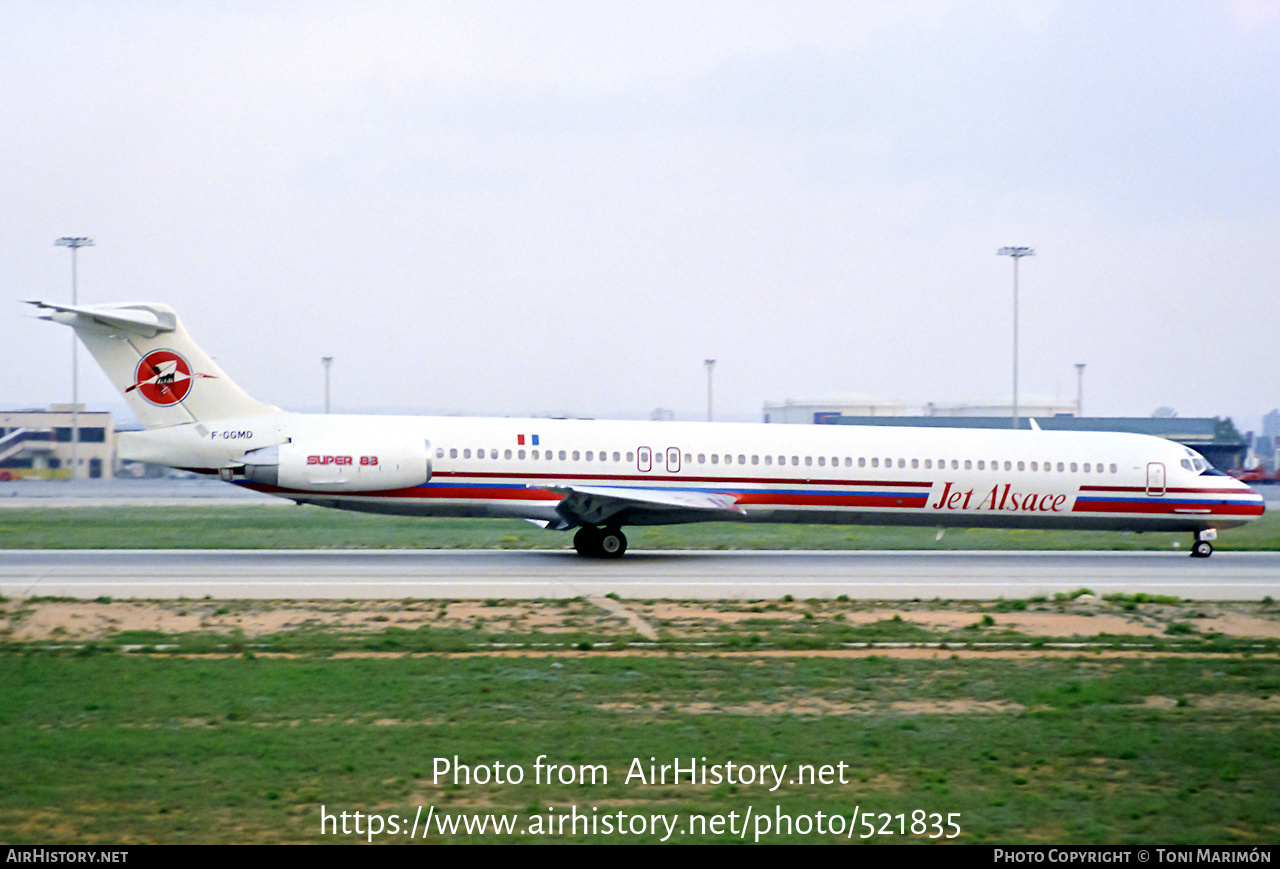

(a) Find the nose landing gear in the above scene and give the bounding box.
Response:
[573,525,628,559]
[1190,529,1216,558]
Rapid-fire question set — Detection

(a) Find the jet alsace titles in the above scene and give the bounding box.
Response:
[931,481,1067,514]
[30,301,1264,558]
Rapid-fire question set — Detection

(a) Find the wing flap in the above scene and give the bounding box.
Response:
[538,484,745,527]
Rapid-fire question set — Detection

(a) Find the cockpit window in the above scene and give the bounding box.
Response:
[1182,448,1221,475]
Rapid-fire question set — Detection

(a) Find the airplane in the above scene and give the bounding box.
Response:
[29,300,1265,558]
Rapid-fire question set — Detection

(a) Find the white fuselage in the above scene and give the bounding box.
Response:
[123,413,1266,534]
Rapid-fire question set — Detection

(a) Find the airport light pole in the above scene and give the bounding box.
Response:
[321,356,333,414]
[1075,363,1086,417]
[997,246,1034,430]
[55,237,93,479]
[704,359,715,422]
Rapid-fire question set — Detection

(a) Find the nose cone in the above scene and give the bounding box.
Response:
[1236,479,1265,516]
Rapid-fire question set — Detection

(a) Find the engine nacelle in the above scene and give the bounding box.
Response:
[236,439,431,492]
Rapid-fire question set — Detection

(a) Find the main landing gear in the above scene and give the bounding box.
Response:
[1190,529,1216,558]
[573,525,628,559]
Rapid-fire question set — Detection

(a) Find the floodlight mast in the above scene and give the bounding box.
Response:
[55,237,94,480]
[704,359,716,422]
[997,246,1034,430]
[321,356,333,414]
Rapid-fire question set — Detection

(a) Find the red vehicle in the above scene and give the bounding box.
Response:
[1228,468,1277,484]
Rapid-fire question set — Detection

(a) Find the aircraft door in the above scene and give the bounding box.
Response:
[1146,462,1166,496]
[666,447,681,473]
[637,446,652,472]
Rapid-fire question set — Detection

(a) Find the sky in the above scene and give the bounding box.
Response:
[3,0,1278,434]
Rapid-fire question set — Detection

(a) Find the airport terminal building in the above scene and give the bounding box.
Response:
[0,405,117,480]
[763,398,1249,471]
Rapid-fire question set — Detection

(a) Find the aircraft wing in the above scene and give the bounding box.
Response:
[538,484,746,528]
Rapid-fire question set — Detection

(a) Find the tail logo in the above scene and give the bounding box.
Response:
[128,349,197,406]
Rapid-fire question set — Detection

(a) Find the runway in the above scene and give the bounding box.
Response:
[3,549,1277,600]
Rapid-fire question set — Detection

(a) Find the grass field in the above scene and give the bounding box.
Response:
[3,591,1279,845]
[1,503,1277,550]
[1,648,1277,844]
[3,504,1276,844]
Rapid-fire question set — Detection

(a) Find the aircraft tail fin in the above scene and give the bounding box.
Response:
[28,301,279,429]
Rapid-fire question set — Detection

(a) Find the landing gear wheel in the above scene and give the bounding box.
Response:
[1191,539,1213,558]
[598,528,627,559]
[574,526,602,556]
[572,526,627,558]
